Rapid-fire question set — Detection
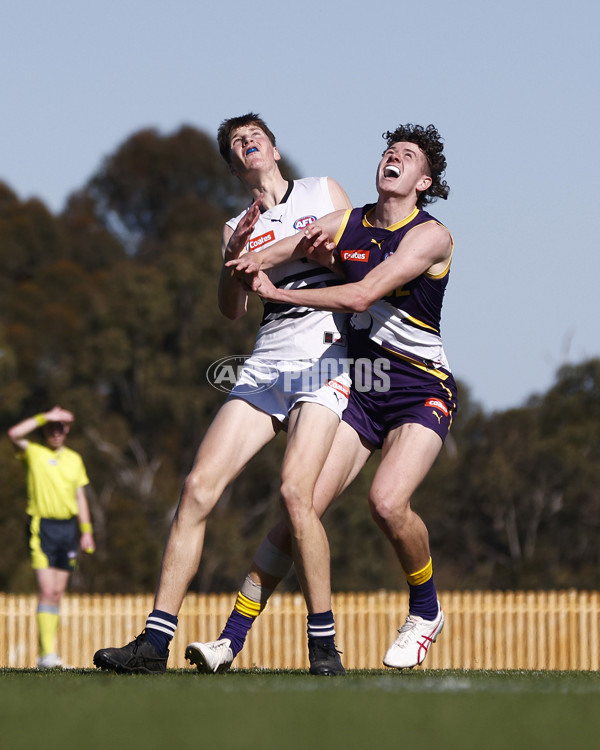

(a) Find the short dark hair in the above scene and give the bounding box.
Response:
[382,123,449,208]
[217,113,277,164]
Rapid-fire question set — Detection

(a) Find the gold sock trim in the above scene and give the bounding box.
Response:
[406,557,433,586]
[233,592,263,619]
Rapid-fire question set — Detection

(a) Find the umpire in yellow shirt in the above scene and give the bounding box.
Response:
[8,405,95,669]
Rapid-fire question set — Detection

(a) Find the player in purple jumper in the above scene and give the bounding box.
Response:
[221,123,455,670]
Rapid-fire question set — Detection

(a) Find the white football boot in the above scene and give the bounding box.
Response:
[383,604,444,669]
[37,653,63,670]
[185,639,234,673]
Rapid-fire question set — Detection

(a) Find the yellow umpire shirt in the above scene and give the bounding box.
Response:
[21,442,89,519]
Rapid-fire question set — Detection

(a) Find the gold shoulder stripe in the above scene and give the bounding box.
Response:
[427,234,454,279]
[334,210,352,245]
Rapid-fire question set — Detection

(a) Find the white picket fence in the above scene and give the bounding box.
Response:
[1,589,598,670]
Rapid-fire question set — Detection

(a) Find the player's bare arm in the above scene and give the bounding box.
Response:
[326,178,353,211]
[224,222,316,276]
[300,217,348,276]
[218,223,249,319]
[218,195,264,319]
[249,221,452,314]
[227,209,346,278]
[304,179,350,272]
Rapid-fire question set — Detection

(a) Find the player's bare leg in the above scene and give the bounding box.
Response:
[368,423,441,575]
[186,420,373,674]
[93,399,279,673]
[284,419,372,674]
[279,402,339,613]
[154,400,278,614]
[370,423,446,669]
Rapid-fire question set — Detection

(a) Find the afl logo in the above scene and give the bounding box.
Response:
[206,355,278,394]
[293,215,316,231]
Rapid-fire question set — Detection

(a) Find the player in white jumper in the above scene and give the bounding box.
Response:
[226,175,351,415]
[93,113,352,676]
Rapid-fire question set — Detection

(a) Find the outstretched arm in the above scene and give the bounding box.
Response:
[7,406,74,452]
[248,221,452,313]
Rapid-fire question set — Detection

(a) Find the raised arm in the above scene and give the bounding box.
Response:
[7,406,74,452]
[218,194,264,320]
[227,210,347,278]
[249,221,452,313]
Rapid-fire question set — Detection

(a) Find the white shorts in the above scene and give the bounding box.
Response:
[228,356,351,424]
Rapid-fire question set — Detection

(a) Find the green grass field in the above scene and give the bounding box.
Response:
[1,669,599,750]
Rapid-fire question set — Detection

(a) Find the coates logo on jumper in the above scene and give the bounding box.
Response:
[341,249,370,262]
[425,398,449,417]
[293,215,316,231]
[249,231,275,251]
[206,355,277,394]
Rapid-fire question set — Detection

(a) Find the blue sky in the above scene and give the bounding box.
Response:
[2,0,599,412]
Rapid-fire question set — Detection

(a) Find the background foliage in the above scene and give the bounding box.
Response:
[1,126,598,594]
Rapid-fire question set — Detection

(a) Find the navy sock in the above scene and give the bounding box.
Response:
[307,610,336,647]
[408,578,439,621]
[220,610,254,657]
[145,609,178,655]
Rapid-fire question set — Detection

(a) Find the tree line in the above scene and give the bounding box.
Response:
[1,125,598,595]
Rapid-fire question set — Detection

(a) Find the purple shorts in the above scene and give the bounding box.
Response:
[342,331,458,448]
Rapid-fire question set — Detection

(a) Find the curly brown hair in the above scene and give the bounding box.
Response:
[217,113,277,165]
[382,124,449,208]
